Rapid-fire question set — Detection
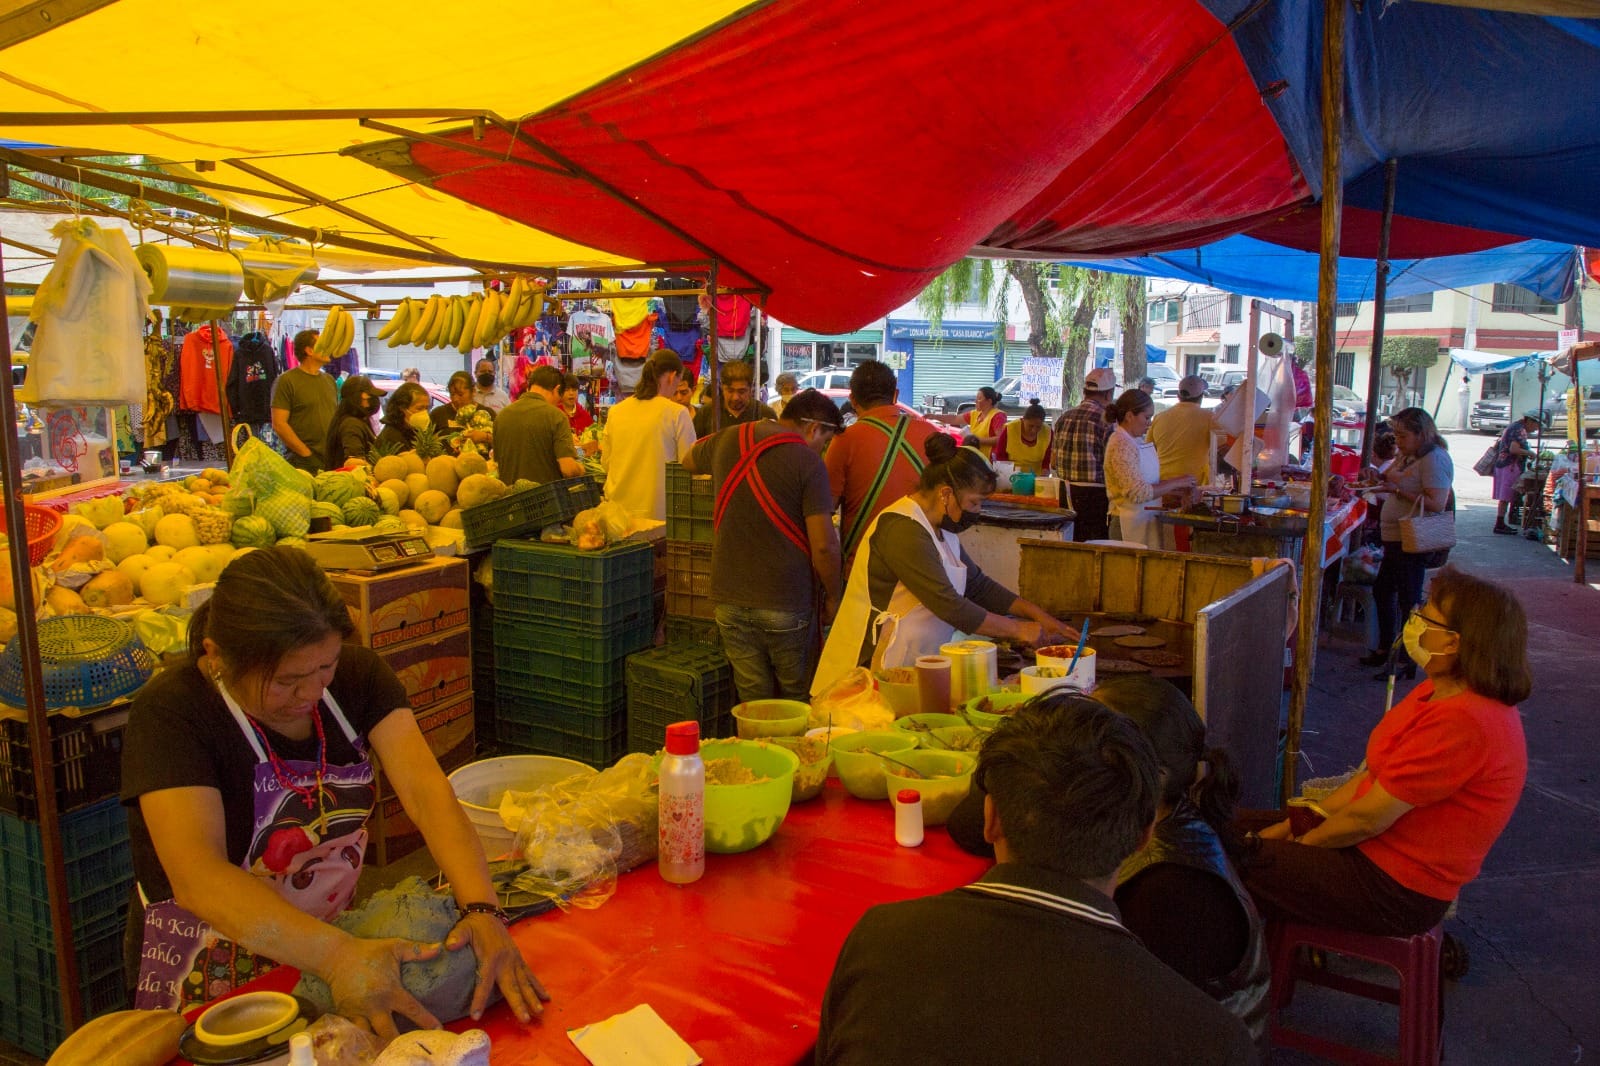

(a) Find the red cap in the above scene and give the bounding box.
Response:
[896,789,921,805]
[665,721,701,755]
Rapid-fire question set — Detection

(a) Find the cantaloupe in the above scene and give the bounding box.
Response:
[397,509,427,530]
[404,473,430,505]
[153,514,200,550]
[402,451,426,476]
[412,490,452,524]
[81,571,136,609]
[102,522,149,564]
[454,450,489,479]
[140,562,196,606]
[173,545,232,584]
[117,554,157,586]
[145,545,177,562]
[372,455,410,484]
[455,474,507,509]
[375,487,400,515]
[425,456,460,499]
[380,479,410,508]
[439,508,464,529]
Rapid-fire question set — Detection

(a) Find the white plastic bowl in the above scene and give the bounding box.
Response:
[449,755,596,859]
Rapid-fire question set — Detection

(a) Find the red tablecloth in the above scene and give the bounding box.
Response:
[200,782,989,1064]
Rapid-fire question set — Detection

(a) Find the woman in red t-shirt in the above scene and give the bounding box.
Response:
[1240,566,1530,937]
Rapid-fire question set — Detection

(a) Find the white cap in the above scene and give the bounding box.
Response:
[1084,368,1117,393]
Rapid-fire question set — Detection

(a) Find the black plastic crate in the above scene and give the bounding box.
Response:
[460,476,601,551]
[665,463,714,544]
[0,705,128,819]
[663,542,714,620]
[626,642,737,754]
[493,539,655,628]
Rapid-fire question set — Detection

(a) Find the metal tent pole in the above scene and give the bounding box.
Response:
[1283,0,1346,805]
[708,260,722,433]
[1361,160,1398,467]
[0,238,85,1028]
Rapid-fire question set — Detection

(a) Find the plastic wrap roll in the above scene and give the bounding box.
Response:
[940,640,998,707]
[135,244,243,313]
[234,241,319,306]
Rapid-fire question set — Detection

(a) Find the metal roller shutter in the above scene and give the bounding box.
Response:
[362,320,470,384]
[913,341,1000,407]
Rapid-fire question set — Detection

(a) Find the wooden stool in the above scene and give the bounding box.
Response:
[1326,581,1379,649]
[1269,921,1443,1066]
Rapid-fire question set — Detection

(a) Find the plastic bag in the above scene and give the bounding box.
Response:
[571,500,634,551]
[502,754,659,910]
[809,666,894,732]
[227,424,302,499]
[1341,544,1383,586]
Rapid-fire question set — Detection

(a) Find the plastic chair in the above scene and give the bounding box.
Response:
[1268,921,1443,1066]
[1326,582,1379,649]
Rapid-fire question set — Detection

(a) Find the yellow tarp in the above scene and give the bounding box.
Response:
[0,0,756,268]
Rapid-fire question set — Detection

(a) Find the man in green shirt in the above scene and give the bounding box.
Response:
[271,329,337,473]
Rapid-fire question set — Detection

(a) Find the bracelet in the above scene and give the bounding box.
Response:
[456,901,511,925]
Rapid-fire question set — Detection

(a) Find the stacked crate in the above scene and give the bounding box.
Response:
[664,463,717,631]
[493,539,655,767]
[327,556,476,864]
[0,795,133,1057]
[625,643,738,755]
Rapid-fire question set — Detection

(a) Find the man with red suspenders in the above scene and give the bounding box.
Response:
[685,389,844,701]
[826,360,941,566]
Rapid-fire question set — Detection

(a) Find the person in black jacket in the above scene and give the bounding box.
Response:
[225,331,280,429]
[374,382,429,453]
[817,697,1257,1066]
[324,375,386,468]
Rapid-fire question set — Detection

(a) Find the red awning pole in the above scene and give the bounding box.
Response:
[1283,0,1346,805]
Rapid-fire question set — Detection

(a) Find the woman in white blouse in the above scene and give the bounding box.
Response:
[1105,389,1197,548]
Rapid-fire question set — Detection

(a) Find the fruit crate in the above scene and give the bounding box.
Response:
[664,614,722,647]
[494,608,654,665]
[0,923,128,1059]
[493,708,627,770]
[460,476,601,552]
[494,649,629,707]
[0,704,129,819]
[497,694,627,737]
[625,642,737,755]
[665,463,714,544]
[493,539,655,628]
[0,796,134,944]
[664,542,714,620]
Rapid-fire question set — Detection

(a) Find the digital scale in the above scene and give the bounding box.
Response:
[303,527,433,572]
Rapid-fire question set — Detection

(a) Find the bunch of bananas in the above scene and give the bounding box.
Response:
[376,275,547,352]
[312,305,355,358]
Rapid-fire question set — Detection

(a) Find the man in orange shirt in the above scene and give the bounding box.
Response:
[826,361,942,566]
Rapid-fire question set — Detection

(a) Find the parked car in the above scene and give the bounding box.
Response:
[1329,385,1367,423]
[922,375,1062,418]
[362,367,450,408]
[1546,385,1600,438]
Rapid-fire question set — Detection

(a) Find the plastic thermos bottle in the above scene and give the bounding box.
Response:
[893,789,924,848]
[658,721,706,884]
[915,655,953,714]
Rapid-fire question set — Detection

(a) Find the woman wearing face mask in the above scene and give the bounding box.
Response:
[324,375,387,469]
[1105,388,1197,549]
[1240,566,1529,938]
[813,434,1075,692]
[374,382,431,453]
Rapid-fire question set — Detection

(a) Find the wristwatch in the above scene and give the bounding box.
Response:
[456,901,511,925]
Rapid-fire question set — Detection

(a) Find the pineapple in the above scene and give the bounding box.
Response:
[366,438,403,465]
[412,423,444,461]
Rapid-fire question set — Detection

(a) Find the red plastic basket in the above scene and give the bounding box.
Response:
[0,505,62,567]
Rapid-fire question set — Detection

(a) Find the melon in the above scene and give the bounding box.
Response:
[229,514,276,549]
[372,455,410,484]
[455,474,507,509]
[396,509,427,530]
[404,473,431,505]
[139,562,196,607]
[117,554,157,586]
[375,487,400,515]
[101,522,150,565]
[173,545,231,584]
[402,451,426,476]
[412,490,452,524]
[380,479,410,507]
[343,496,381,527]
[438,508,464,529]
[153,514,200,550]
[80,571,136,609]
[454,450,489,480]
[425,455,460,499]
[313,471,361,506]
[145,545,176,562]
[511,479,538,493]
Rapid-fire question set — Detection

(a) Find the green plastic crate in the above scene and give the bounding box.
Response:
[663,542,714,620]
[492,716,627,769]
[493,609,654,666]
[493,539,655,627]
[665,463,714,544]
[0,797,134,942]
[664,614,722,647]
[497,693,627,734]
[460,476,600,551]
[625,642,738,755]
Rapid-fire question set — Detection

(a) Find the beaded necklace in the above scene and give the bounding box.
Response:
[247,708,329,832]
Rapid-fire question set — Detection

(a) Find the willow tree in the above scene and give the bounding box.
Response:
[916,258,1122,409]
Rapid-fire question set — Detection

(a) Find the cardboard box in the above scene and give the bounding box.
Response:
[366,793,422,866]
[327,556,470,651]
[381,629,472,713]
[372,693,477,800]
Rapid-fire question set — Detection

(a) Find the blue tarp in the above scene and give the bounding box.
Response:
[1094,343,1167,368]
[1073,236,1578,305]
[1451,349,1545,376]
[1209,1,1600,250]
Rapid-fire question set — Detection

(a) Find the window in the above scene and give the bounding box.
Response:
[1383,292,1434,314]
[1481,371,1511,400]
[1226,294,1243,323]
[1334,351,1355,389]
[1149,299,1181,324]
[1334,301,1362,318]
[1223,344,1240,363]
[1184,355,1206,376]
[814,342,879,367]
[1491,284,1557,314]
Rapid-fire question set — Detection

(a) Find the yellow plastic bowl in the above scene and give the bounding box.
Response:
[194,991,301,1047]
[732,699,810,739]
[766,735,833,802]
[883,749,978,826]
[829,730,918,800]
[700,738,799,853]
[959,690,1034,731]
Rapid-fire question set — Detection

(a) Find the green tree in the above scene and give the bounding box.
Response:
[1380,336,1440,407]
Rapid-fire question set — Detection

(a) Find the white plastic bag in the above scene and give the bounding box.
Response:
[809,667,894,732]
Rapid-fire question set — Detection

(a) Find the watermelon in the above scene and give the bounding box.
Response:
[309,500,345,523]
[230,514,276,549]
[342,496,381,527]
[312,471,361,506]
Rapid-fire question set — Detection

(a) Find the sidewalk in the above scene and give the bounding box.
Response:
[1279,431,1598,1063]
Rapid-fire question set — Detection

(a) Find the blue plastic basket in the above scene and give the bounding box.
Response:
[0,615,156,710]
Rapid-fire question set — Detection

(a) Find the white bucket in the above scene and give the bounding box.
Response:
[448,755,596,859]
[1034,646,1096,691]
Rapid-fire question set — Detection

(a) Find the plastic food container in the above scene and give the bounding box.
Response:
[882,750,978,826]
[449,755,596,859]
[890,713,967,742]
[872,667,922,717]
[1031,645,1096,691]
[829,731,918,800]
[766,736,833,802]
[732,699,810,739]
[698,739,799,853]
[958,690,1033,731]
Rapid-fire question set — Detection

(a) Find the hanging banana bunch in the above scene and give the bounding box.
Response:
[371,277,548,353]
[312,305,355,357]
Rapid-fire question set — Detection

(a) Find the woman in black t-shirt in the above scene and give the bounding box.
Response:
[120,547,547,1037]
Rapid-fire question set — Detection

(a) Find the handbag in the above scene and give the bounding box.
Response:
[1399,493,1456,554]
[1472,439,1500,477]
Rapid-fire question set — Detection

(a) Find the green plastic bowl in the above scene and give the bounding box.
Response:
[766,736,833,802]
[698,739,799,853]
[829,731,918,800]
[732,699,810,739]
[928,724,987,756]
[883,749,977,826]
[891,713,966,741]
[959,690,1034,730]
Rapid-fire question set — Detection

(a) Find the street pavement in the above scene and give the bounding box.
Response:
[1276,430,1598,1064]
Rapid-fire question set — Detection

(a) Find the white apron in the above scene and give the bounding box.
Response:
[812,495,968,697]
[1112,430,1166,550]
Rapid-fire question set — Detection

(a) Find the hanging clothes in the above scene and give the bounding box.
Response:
[658,275,701,332]
[600,279,656,331]
[569,309,616,364]
[614,311,659,361]
[227,332,280,425]
[179,325,235,415]
[142,333,177,448]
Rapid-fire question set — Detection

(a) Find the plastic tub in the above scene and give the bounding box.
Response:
[449,755,596,859]
[959,690,1034,731]
[872,668,921,717]
[699,739,798,853]
[766,736,833,802]
[1035,644,1096,691]
[891,713,966,744]
[830,731,918,800]
[732,699,810,739]
[883,749,977,826]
